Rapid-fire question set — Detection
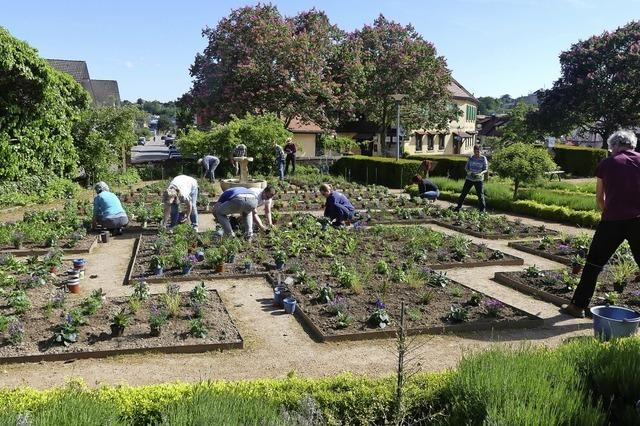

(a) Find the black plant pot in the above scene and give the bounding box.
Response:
[613,281,626,293]
[150,325,162,337]
[111,324,125,337]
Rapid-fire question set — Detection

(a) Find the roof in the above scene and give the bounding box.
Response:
[447,78,479,104]
[47,59,90,81]
[287,117,322,133]
[477,114,510,137]
[90,80,121,106]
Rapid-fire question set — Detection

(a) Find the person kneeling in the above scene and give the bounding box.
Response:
[92,182,129,235]
[320,183,356,227]
[412,174,440,201]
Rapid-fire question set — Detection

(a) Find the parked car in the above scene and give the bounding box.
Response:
[164,137,175,147]
[161,135,167,140]
[137,137,146,146]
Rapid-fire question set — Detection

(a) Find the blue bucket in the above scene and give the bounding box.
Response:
[590,305,640,341]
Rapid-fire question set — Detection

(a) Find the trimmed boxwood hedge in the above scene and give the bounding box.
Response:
[407,154,469,179]
[331,156,423,188]
[552,145,607,177]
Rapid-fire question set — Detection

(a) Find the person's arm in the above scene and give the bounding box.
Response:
[480,157,489,176]
[163,203,172,228]
[253,210,266,231]
[595,177,605,211]
[264,200,273,227]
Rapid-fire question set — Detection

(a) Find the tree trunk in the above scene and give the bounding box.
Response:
[513,180,519,200]
[122,145,127,172]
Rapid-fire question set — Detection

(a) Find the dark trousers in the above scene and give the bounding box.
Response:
[456,179,486,212]
[331,205,355,226]
[285,154,296,175]
[572,218,640,308]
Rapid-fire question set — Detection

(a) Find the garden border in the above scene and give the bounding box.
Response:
[292,299,543,343]
[0,289,244,365]
[1,236,99,257]
[507,241,571,265]
[125,235,269,284]
[493,271,571,307]
[428,255,523,270]
[433,221,551,240]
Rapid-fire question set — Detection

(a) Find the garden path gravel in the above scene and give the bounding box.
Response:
[0,218,594,389]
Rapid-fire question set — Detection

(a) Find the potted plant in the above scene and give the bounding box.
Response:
[274,250,287,270]
[210,250,225,273]
[180,255,198,275]
[150,255,166,276]
[110,308,131,337]
[243,257,253,272]
[11,231,25,250]
[570,255,585,275]
[148,303,168,336]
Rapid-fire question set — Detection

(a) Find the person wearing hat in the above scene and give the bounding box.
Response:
[197,155,220,182]
[92,182,129,235]
[284,137,297,176]
[162,175,199,231]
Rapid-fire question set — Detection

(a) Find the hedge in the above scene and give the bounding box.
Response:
[0,373,449,425]
[407,154,469,179]
[552,145,607,177]
[1,338,638,425]
[331,156,423,188]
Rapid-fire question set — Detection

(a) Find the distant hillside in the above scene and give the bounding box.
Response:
[477,93,538,115]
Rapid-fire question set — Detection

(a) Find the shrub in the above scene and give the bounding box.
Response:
[406,154,469,179]
[491,143,556,199]
[553,144,607,177]
[331,155,422,188]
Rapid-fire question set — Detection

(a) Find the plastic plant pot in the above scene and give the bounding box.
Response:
[275,261,285,270]
[182,265,193,275]
[273,285,287,307]
[73,259,86,270]
[67,279,81,294]
[195,251,205,262]
[110,324,125,337]
[283,297,297,314]
[154,266,164,276]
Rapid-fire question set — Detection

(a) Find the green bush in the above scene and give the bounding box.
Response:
[553,144,607,177]
[441,347,605,425]
[0,176,79,207]
[406,154,469,179]
[331,156,423,188]
[491,143,556,199]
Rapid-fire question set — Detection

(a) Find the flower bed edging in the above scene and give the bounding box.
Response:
[508,241,571,265]
[493,271,570,307]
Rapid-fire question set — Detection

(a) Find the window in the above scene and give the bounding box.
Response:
[439,134,446,150]
[427,134,434,150]
[415,134,423,151]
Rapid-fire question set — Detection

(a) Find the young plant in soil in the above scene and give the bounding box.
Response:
[7,318,25,346]
[368,300,391,329]
[189,317,207,338]
[53,312,81,346]
[162,284,182,318]
[148,302,169,336]
[447,306,469,322]
[110,308,131,337]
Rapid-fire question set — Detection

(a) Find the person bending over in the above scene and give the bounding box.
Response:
[213,185,276,239]
[162,175,199,231]
[412,174,440,200]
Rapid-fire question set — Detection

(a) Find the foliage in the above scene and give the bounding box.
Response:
[189,317,207,338]
[532,21,640,147]
[0,176,79,208]
[447,306,469,322]
[0,27,90,181]
[491,143,557,199]
[177,113,292,176]
[72,105,144,183]
[500,102,542,145]
[552,144,607,177]
[111,308,131,328]
[332,155,423,188]
[187,5,343,129]
[405,154,469,179]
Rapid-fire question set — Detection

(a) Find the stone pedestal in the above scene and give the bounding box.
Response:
[220,156,267,190]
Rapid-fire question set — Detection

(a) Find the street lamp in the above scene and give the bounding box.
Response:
[391,94,406,161]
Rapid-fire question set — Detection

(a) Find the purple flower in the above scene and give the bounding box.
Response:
[375,299,386,310]
[631,290,640,297]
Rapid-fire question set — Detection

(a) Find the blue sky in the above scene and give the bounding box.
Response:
[3,0,639,102]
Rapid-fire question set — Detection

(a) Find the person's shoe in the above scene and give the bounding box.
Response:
[561,303,585,318]
[193,227,199,233]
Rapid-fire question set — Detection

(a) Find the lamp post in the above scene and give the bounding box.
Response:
[391,94,406,161]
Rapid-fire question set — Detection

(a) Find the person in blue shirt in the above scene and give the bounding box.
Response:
[197,155,220,182]
[92,182,129,235]
[320,183,356,227]
[454,145,488,212]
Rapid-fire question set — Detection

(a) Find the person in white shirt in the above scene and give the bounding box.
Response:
[162,175,199,231]
[212,185,276,239]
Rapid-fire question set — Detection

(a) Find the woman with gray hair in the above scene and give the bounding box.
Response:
[564,129,640,317]
[92,182,128,235]
[162,175,199,232]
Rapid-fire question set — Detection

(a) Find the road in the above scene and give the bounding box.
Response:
[130,136,170,163]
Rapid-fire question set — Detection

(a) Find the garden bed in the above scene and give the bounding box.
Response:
[494,266,640,309]
[0,235,98,256]
[0,285,243,364]
[268,273,541,342]
[507,233,594,266]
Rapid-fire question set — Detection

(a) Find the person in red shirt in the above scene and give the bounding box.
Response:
[564,130,640,317]
[284,138,297,176]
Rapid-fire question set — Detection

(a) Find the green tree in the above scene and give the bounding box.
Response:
[533,21,640,148]
[0,26,89,180]
[478,96,501,115]
[347,15,457,152]
[73,105,143,182]
[500,102,543,145]
[491,143,556,200]
[157,115,173,132]
[177,113,292,176]
[188,5,343,129]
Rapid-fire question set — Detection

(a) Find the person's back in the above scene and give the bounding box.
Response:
[420,178,438,194]
[326,191,354,217]
[170,175,197,200]
[94,191,125,218]
[597,149,640,221]
[218,187,255,204]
